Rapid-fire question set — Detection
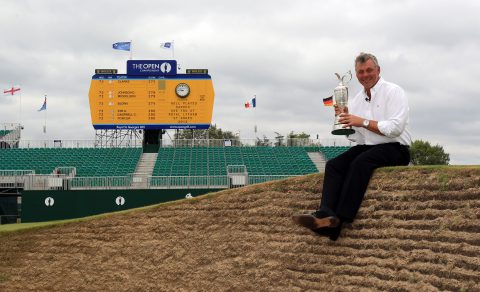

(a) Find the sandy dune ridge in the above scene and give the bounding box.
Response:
[0,167,479,291]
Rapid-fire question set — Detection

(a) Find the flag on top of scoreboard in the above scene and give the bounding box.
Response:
[160,42,173,49]
[3,86,20,95]
[245,97,256,108]
[112,42,131,51]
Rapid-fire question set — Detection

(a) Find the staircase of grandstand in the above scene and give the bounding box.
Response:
[307,152,327,172]
[131,153,158,188]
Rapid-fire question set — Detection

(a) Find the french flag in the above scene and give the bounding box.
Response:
[245,97,256,108]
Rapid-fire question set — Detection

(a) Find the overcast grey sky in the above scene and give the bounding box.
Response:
[1,0,479,164]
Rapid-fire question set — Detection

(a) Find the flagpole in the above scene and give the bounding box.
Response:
[254,95,257,139]
[130,40,133,60]
[44,95,47,134]
[18,85,22,127]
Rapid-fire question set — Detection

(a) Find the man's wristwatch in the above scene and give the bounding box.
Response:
[362,119,370,128]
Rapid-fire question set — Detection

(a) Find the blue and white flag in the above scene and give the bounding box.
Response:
[160,42,173,49]
[38,96,47,111]
[112,42,131,51]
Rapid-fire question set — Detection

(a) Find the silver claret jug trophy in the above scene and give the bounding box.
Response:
[331,71,355,135]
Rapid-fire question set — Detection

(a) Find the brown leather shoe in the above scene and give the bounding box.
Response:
[292,214,340,229]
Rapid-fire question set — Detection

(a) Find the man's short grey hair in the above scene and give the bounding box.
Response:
[355,52,379,68]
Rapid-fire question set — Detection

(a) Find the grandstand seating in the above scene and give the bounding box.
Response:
[0,130,12,137]
[319,146,350,160]
[0,147,142,177]
[152,147,319,177]
[0,145,349,182]
[301,146,350,160]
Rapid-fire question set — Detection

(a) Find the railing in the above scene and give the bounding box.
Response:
[227,165,247,174]
[148,174,298,189]
[0,170,35,176]
[0,140,143,149]
[70,176,133,189]
[160,138,353,148]
[22,175,227,190]
[0,138,353,149]
[24,174,66,190]
[54,166,77,177]
[226,165,248,188]
[0,170,34,188]
[149,175,229,189]
[0,123,21,129]
[248,175,300,184]
[3,173,301,191]
[22,175,133,190]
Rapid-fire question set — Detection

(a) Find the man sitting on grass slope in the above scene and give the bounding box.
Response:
[293,52,412,240]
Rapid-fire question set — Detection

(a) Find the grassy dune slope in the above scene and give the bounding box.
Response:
[0,167,479,291]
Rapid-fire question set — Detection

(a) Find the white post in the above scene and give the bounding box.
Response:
[130,40,133,60]
[253,95,257,138]
[19,85,22,127]
[44,95,47,134]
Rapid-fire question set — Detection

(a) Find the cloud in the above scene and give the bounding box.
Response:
[0,0,478,164]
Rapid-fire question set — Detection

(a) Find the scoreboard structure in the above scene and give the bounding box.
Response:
[88,60,214,130]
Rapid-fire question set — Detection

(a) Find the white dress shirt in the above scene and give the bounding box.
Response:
[347,77,412,146]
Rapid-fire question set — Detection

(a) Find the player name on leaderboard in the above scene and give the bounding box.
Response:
[88,60,214,130]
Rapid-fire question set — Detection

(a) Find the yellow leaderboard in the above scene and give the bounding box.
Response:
[88,76,214,129]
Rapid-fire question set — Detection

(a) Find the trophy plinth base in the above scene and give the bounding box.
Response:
[331,128,355,135]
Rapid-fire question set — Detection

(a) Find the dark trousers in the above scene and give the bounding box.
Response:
[320,143,410,222]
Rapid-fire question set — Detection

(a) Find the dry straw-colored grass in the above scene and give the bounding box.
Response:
[0,166,479,291]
